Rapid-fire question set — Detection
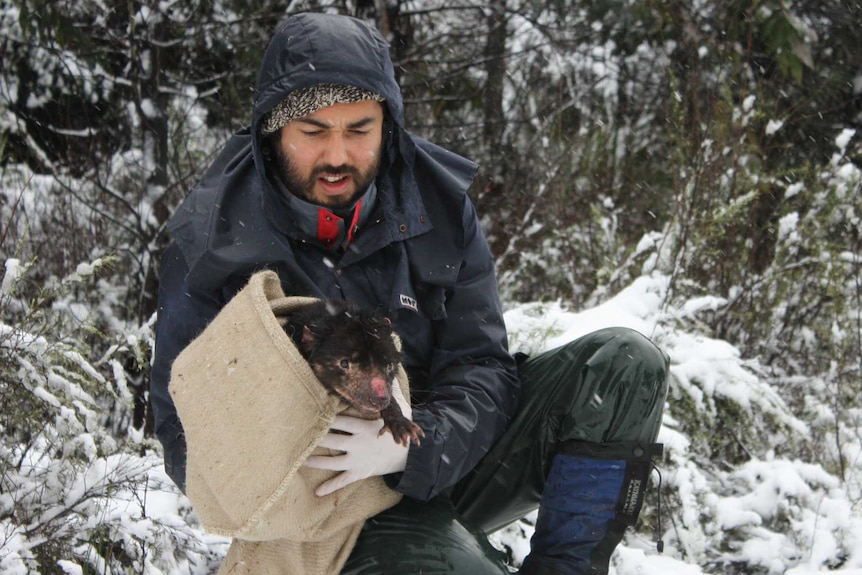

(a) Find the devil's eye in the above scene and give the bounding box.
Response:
[340,359,350,369]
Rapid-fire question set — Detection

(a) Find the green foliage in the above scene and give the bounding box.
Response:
[757,2,815,83]
[632,86,862,571]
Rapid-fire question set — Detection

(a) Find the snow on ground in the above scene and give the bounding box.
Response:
[131,270,862,574]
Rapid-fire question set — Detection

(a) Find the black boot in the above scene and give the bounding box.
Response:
[519,441,662,575]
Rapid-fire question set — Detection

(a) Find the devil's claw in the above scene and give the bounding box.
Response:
[380,417,425,447]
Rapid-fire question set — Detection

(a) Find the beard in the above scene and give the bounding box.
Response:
[272,144,381,210]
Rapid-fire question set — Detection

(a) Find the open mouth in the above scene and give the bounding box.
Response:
[317,173,351,195]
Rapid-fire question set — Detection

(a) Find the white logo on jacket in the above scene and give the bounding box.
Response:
[399,294,418,311]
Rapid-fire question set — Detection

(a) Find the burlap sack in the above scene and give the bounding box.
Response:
[169,270,406,575]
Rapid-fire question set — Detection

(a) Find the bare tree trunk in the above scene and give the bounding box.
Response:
[129,7,172,435]
[482,0,507,177]
[374,0,391,38]
[357,0,412,85]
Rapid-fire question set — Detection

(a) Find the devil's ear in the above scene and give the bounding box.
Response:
[301,325,317,352]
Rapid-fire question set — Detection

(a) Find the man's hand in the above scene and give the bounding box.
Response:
[303,415,409,496]
[303,383,414,496]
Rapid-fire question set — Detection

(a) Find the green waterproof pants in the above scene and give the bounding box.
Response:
[341,327,669,574]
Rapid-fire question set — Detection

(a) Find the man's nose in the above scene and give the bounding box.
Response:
[322,134,349,166]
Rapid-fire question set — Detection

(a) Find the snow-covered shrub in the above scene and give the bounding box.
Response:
[0,258,218,574]
[626,102,862,572]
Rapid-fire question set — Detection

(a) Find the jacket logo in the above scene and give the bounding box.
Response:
[399,294,418,311]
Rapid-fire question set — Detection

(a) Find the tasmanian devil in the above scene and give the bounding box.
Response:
[283,299,424,447]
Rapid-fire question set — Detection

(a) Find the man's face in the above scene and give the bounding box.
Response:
[274,100,385,209]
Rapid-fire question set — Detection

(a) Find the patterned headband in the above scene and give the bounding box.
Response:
[261,83,385,135]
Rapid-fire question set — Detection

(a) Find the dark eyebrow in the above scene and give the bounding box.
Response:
[296,116,378,130]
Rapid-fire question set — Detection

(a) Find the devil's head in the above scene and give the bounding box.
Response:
[289,301,401,416]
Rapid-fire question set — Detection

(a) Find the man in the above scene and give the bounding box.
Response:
[150,12,668,574]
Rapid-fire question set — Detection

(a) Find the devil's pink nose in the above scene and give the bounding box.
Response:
[371,377,388,399]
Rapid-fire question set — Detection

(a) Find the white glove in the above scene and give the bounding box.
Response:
[303,382,413,497]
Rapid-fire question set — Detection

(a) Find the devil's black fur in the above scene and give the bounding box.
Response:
[283,300,423,446]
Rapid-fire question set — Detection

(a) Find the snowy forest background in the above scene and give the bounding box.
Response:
[1,0,861,573]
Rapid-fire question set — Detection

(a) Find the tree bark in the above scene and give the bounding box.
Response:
[482,0,507,176]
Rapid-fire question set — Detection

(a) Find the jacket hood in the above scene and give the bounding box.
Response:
[249,13,408,217]
[252,13,404,136]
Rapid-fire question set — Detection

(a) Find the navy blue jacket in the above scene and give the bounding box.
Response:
[150,13,520,502]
